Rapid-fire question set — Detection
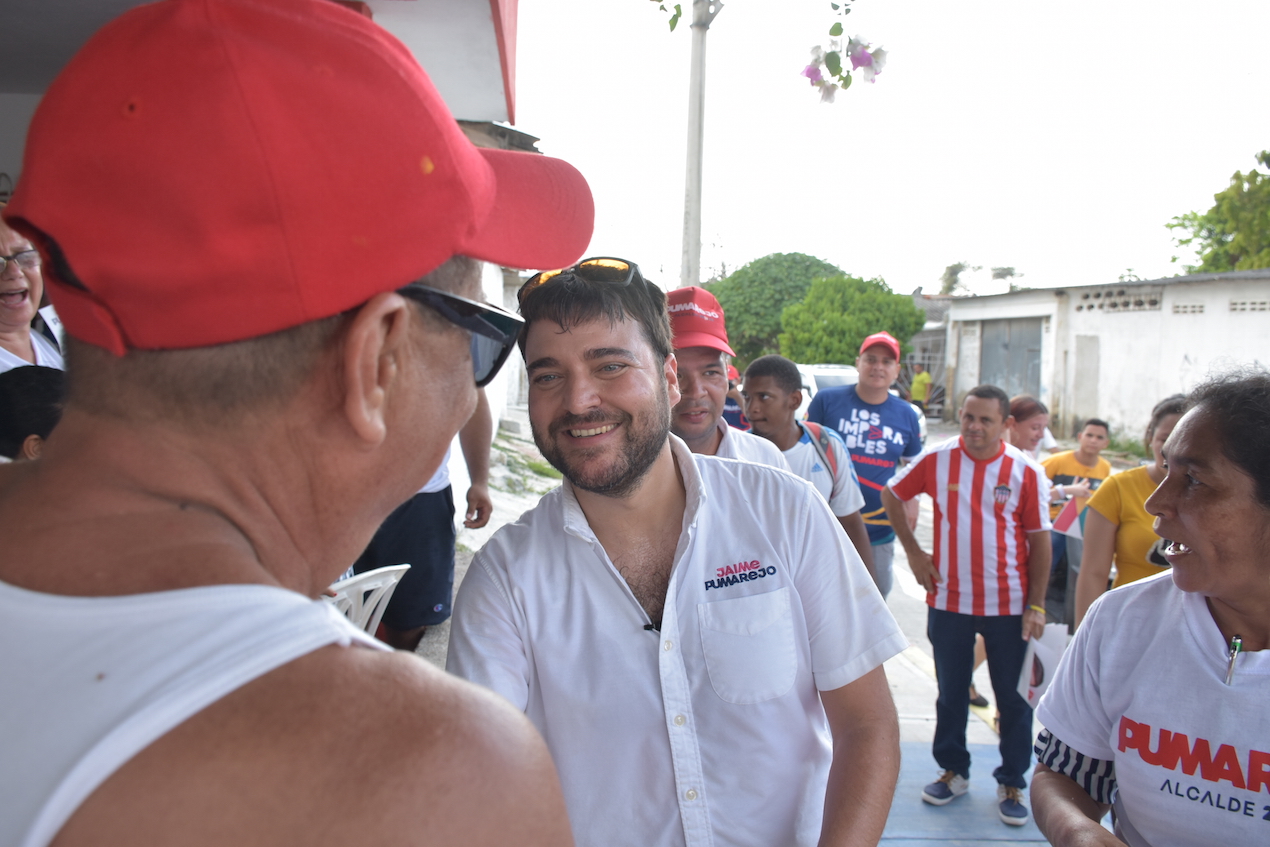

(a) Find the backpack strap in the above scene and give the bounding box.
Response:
[800,421,838,478]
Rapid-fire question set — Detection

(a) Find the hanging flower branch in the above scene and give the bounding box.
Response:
[803,3,885,102]
[647,1,885,104]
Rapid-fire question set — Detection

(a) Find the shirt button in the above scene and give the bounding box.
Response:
[673,714,686,726]
[663,640,673,651]
[684,788,698,801]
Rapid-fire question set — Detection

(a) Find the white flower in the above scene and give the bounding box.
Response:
[819,82,838,103]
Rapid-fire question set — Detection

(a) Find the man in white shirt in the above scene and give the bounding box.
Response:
[0,1,594,845]
[741,354,877,579]
[666,285,789,470]
[449,258,905,847]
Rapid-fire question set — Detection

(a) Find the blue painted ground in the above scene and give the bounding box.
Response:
[883,742,1046,844]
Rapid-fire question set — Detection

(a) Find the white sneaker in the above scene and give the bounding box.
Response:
[921,770,970,805]
[997,785,1030,826]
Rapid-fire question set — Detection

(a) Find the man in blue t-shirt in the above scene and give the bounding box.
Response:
[806,331,923,597]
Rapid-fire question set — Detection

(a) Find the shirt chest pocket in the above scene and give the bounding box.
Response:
[697,587,797,705]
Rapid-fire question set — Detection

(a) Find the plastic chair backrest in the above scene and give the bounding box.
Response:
[325,564,411,635]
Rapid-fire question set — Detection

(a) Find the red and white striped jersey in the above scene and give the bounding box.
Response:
[889,437,1051,616]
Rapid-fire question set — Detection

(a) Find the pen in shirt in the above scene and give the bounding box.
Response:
[1224,635,1242,685]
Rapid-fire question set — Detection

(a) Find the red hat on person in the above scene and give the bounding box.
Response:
[3,0,594,355]
[726,364,739,382]
[666,286,734,356]
[859,331,901,360]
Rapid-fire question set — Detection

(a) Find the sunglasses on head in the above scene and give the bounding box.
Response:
[517,256,640,305]
[396,282,524,388]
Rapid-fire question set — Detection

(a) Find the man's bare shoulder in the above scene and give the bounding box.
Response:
[57,644,573,847]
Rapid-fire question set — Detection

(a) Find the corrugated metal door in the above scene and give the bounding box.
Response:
[979,318,1042,398]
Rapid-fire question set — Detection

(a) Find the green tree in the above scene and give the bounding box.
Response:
[939,261,979,295]
[707,252,842,365]
[778,274,925,364]
[1168,151,1270,273]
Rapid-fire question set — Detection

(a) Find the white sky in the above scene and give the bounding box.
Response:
[514,0,1270,296]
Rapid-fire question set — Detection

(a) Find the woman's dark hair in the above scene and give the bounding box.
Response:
[0,365,66,458]
[1008,394,1048,423]
[1144,394,1187,450]
[1185,370,1270,508]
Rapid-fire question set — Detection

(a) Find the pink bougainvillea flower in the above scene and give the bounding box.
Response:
[861,47,887,82]
[803,64,824,83]
[849,44,873,71]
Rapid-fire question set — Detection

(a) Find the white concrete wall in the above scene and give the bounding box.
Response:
[946,275,1270,442]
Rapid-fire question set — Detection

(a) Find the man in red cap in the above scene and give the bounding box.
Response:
[806,331,925,598]
[666,286,788,469]
[0,1,592,845]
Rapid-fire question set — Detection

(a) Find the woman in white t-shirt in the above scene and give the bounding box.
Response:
[0,214,63,374]
[1031,370,1270,847]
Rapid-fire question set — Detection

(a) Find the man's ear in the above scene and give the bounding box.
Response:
[789,389,803,412]
[664,353,681,407]
[19,434,43,460]
[340,292,415,446]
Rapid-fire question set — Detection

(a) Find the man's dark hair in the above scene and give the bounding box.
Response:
[0,366,66,458]
[744,355,801,395]
[1081,418,1110,433]
[1185,369,1270,508]
[516,270,672,363]
[1145,394,1187,450]
[964,385,1010,420]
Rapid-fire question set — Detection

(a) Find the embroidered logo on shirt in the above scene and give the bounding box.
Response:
[704,559,777,591]
[993,484,1012,504]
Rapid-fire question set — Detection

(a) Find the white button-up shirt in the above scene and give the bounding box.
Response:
[713,419,791,470]
[448,437,906,847]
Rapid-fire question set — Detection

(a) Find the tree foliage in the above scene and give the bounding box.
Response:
[707,252,842,365]
[939,261,979,295]
[778,274,926,364]
[1168,151,1270,274]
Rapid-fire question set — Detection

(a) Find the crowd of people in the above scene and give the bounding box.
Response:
[1,2,1266,846]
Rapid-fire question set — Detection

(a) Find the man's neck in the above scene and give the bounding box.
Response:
[678,419,724,456]
[769,420,803,452]
[963,437,1003,462]
[572,441,687,536]
[1074,447,1101,468]
[854,383,889,405]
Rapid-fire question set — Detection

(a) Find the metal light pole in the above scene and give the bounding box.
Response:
[679,0,722,289]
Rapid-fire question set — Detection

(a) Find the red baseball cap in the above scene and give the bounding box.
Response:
[666,286,734,356]
[859,330,901,360]
[3,0,594,355]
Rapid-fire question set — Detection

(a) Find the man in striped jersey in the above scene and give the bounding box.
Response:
[881,384,1051,827]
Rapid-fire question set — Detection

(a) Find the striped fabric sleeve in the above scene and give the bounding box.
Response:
[1035,728,1118,805]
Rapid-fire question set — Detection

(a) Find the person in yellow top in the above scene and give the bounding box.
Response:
[1074,395,1188,626]
[1040,420,1112,627]
[909,363,933,412]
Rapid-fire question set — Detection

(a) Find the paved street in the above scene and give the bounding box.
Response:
[418,413,1050,844]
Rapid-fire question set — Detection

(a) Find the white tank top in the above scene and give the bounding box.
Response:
[0,580,386,847]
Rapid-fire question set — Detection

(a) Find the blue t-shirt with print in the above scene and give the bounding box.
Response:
[806,386,923,545]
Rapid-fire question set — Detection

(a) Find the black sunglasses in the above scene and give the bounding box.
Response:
[517,256,641,305]
[397,283,524,388]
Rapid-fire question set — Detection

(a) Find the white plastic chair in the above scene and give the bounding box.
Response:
[326,564,410,635]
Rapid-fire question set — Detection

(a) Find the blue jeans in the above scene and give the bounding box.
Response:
[926,607,1034,788]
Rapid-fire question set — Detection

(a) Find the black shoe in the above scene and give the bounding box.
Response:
[969,685,989,708]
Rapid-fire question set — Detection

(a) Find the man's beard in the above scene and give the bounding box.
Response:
[533,390,671,499]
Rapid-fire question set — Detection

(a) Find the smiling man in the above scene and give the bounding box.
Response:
[448,260,906,847]
[805,331,924,598]
[882,384,1051,828]
[666,286,788,469]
